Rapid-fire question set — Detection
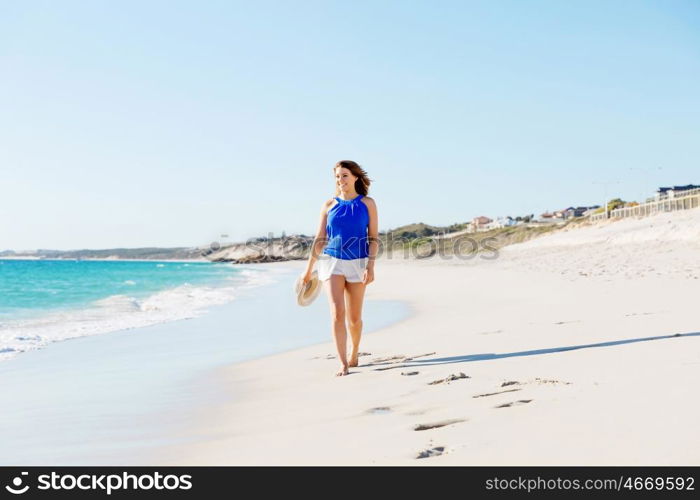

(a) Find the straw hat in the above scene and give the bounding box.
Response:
[294,270,322,306]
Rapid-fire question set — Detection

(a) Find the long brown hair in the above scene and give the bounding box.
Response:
[333,160,372,197]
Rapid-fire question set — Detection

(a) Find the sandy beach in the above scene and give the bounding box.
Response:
[154,209,700,466]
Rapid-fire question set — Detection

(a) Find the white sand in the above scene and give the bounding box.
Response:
[157,208,700,465]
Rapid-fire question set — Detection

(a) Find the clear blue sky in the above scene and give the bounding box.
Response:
[1,0,698,250]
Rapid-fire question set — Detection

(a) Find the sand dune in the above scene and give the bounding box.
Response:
[498,208,700,281]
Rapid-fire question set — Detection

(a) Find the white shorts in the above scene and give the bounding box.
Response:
[317,256,369,283]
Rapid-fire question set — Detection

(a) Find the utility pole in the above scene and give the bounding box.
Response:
[593,180,621,219]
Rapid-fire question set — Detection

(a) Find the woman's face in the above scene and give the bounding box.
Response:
[335,167,357,193]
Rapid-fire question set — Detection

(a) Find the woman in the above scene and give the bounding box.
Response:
[301,160,378,377]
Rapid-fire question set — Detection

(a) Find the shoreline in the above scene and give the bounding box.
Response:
[0,256,213,263]
[0,260,286,364]
[0,259,411,465]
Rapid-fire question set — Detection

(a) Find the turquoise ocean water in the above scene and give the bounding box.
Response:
[0,259,411,464]
[0,259,262,360]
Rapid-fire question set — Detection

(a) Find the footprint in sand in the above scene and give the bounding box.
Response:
[496,378,571,388]
[368,352,436,367]
[369,354,405,364]
[401,371,419,376]
[310,354,337,360]
[366,407,392,415]
[413,418,465,431]
[416,446,445,459]
[428,372,470,385]
[495,399,533,408]
[473,388,522,398]
[535,378,571,385]
[501,381,521,387]
[479,329,503,335]
[372,352,435,371]
[403,352,436,361]
[313,352,371,361]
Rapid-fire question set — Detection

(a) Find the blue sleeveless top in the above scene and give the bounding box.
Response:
[323,194,370,260]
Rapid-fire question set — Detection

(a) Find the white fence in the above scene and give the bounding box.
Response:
[590,191,700,223]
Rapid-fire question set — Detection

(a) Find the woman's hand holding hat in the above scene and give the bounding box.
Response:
[295,269,321,306]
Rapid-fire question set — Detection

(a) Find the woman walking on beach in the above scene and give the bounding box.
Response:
[301,161,378,377]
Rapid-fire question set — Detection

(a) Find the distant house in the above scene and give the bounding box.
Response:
[582,206,601,217]
[488,217,517,229]
[561,205,600,219]
[538,211,563,222]
[553,208,568,219]
[656,184,700,200]
[472,216,493,231]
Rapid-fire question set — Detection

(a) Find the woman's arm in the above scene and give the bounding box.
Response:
[304,199,331,278]
[364,197,379,271]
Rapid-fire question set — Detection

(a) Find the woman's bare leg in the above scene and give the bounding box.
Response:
[345,280,367,367]
[325,274,349,376]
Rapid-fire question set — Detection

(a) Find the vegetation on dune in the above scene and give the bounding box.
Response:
[380,219,573,259]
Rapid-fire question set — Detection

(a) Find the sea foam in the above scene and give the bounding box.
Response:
[0,266,274,362]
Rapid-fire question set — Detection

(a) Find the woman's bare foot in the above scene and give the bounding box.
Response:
[335,364,349,376]
[348,353,359,367]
